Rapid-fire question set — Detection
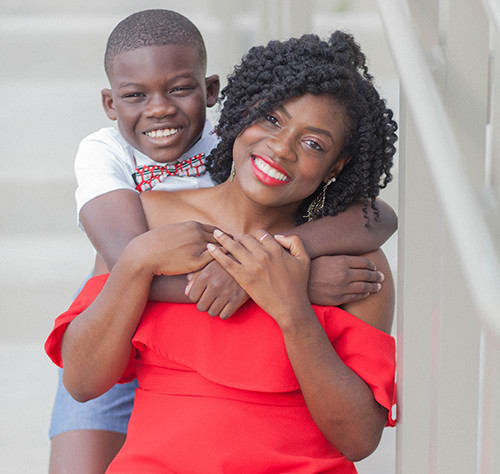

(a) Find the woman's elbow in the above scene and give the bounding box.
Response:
[62,370,101,403]
[69,390,94,403]
[323,415,385,462]
[339,431,383,462]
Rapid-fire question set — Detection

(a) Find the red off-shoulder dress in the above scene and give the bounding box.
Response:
[45,274,396,473]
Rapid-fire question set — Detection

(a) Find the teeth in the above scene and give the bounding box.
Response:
[254,157,289,181]
[145,128,179,138]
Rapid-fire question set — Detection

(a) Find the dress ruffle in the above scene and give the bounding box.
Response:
[45,274,396,426]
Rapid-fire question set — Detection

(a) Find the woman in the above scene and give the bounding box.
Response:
[46,31,397,472]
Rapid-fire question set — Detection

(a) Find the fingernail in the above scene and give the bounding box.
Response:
[274,234,284,239]
[187,273,193,281]
[207,243,216,251]
[259,233,269,242]
[376,283,382,291]
[185,281,193,295]
[213,229,223,238]
[378,272,385,282]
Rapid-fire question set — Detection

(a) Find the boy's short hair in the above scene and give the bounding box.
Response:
[104,9,207,76]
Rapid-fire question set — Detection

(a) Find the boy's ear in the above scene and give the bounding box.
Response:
[205,75,220,108]
[101,88,117,121]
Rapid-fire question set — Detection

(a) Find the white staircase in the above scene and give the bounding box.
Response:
[0,2,398,472]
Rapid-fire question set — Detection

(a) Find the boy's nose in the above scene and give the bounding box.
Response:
[145,94,177,119]
[266,130,297,162]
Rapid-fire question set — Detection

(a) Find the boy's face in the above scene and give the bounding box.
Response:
[102,44,219,163]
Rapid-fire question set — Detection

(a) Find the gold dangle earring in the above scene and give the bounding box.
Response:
[306,176,336,221]
[230,161,236,182]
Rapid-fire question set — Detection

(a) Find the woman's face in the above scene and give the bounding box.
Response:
[232,93,350,210]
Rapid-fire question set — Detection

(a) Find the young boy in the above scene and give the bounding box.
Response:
[49,9,396,473]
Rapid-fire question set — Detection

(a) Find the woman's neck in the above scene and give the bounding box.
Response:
[209,181,298,236]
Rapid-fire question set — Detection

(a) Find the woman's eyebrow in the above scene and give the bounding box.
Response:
[306,126,334,142]
[277,105,292,118]
[279,105,334,142]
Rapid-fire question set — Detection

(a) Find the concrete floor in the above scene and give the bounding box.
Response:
[1,2,398,472]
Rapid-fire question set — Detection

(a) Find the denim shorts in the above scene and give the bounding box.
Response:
[49,276,138,438]
[49,368,138,438]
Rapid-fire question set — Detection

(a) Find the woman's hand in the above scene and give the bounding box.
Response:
[207,229,311,325]
[130,221,218,276]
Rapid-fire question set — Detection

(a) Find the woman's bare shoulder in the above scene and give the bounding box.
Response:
[140,188,186,208]
[140,188,213,228]
[342,249,395,334]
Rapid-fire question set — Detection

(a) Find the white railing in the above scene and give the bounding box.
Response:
[377,1,500,473]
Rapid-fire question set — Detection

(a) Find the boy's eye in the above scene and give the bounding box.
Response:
[169,86,194,94]
[305,139,324,152]
[122,92,144,99]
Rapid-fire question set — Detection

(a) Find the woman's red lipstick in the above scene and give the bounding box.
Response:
[250,154,290,186]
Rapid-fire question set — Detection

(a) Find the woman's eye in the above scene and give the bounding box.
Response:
[305,139,324,152]
[265,114,280,126]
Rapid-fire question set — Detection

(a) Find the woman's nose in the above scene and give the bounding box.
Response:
[145,94,176,119]
[266,130,297,162]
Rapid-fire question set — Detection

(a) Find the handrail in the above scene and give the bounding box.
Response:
[376,0,500,338]
[482,0,500,30]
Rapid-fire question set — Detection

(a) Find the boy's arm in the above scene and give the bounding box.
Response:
[81,189,147,265]
[283,198,396,306]
[80,189,190,302]
[288,199,397,259]
[185,200,396,314]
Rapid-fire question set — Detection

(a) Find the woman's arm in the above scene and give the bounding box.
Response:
[61,223,217,402]
[208,231,394,461]
[62,241,152,402]
[279,249,394,461]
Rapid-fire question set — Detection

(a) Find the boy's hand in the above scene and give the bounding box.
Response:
[134,221,218,276]
[308,255,384,306]
[185,260,249,319]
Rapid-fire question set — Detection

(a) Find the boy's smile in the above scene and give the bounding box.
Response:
[102,44,219,163]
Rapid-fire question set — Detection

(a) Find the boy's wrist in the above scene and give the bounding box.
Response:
[119,233,157,277]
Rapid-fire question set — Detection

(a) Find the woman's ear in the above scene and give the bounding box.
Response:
[205,75,220,108]
[325,154,351,182]
[101,88,117,121]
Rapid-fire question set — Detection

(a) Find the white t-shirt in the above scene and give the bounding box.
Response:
[74,120,218,227]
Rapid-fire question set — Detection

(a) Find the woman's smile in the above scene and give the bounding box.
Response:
[232,93,350,208]
[250,154,291,186]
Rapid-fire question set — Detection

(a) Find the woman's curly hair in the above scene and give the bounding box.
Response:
[206,31,398,224]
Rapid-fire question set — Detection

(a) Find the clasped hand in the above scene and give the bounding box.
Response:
[132,222,384,317]
[207,230,311,324]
